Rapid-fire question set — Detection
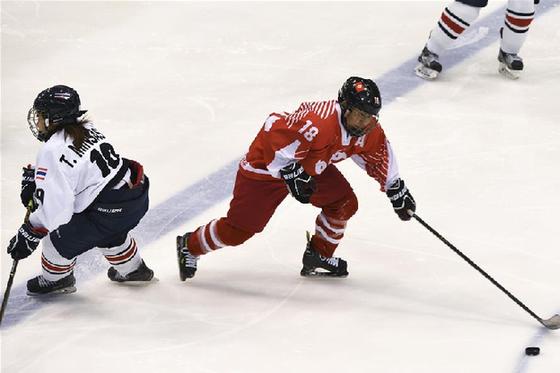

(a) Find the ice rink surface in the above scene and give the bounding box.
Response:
[1,1,560,372]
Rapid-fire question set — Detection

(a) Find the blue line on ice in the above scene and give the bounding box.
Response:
[2,3,558,347]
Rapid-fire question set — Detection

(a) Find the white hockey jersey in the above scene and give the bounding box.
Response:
[29,122,127,232]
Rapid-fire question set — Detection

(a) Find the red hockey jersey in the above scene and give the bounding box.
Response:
[239,100,400,191]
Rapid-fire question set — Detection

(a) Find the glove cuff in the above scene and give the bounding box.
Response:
[20,223,48,241]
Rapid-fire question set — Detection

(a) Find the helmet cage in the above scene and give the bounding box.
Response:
[27,107,45,141]
[338,77,382,137]
[344,111,379,137]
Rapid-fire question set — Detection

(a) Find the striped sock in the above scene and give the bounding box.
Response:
[100,235,142,276]
[426,1,481,55]
[500,1,534,54]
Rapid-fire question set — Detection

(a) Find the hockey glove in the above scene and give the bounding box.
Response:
[386,178,416,221]
[20,165,36,207]
[280,163,316,204]
[7,222,47,260]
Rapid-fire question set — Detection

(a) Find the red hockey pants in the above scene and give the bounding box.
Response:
[187,165,358,258]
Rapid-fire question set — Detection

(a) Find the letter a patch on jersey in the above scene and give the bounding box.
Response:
[36,167,48,180]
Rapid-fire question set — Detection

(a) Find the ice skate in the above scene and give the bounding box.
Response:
[27,273,77,296]
[415,46,443,80]
[300,234,348,278]
[498,49,523,80]
[108,260,155,284]
[176,233,199,281]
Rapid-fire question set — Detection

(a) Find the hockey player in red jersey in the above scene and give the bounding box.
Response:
[416,0,536,80]
[176,76,416,279]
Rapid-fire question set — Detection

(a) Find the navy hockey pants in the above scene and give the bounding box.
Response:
[50,176,150,260]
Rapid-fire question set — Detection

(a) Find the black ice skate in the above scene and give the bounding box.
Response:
[300,235,348,278]
[176,233,199,281]
[498,49,523,80]
[415,45,443,80]
[27,273,77,296]
[108,260,155,284]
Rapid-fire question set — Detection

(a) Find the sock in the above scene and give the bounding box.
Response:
[99,234,143,276]
[426,1,481,55]
[500,0,534,54]
[40,236,76,282]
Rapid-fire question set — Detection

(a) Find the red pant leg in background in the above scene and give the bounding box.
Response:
[187,165,358,257]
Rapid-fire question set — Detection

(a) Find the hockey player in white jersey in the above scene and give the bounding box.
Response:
[415,0,536,80]
[6,85,155,295]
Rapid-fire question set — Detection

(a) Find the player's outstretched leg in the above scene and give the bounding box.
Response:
[176,233,199,281]
[27,273,77,296]
[415,45,443,80]
[497,2,534,80]
[300,233,348,278]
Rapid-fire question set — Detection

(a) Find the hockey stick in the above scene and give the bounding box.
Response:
[0,204,33,326]
[412,213,560,330]
[0,260,20,326]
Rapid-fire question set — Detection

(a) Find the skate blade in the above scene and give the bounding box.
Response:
[112,277,159,286]
[415,64,439,80]
[27,286,77,296]
[498,63,520,80]
[300,267,348,278]
[179,272,196,281]
[113,277,159,287]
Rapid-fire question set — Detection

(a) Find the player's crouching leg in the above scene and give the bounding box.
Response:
[101,234,154,283]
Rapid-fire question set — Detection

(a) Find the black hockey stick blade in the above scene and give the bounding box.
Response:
[0,259,19,326]
[541,314,560,330]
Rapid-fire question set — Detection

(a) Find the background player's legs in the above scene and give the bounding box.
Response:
[416,0,483,79]
[427,0,484,55]
[501,0,534,54]
[497,0,534,78]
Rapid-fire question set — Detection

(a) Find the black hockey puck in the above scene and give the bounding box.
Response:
[525,347,540,356]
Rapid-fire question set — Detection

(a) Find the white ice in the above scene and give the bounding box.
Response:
[1,1,559,372]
